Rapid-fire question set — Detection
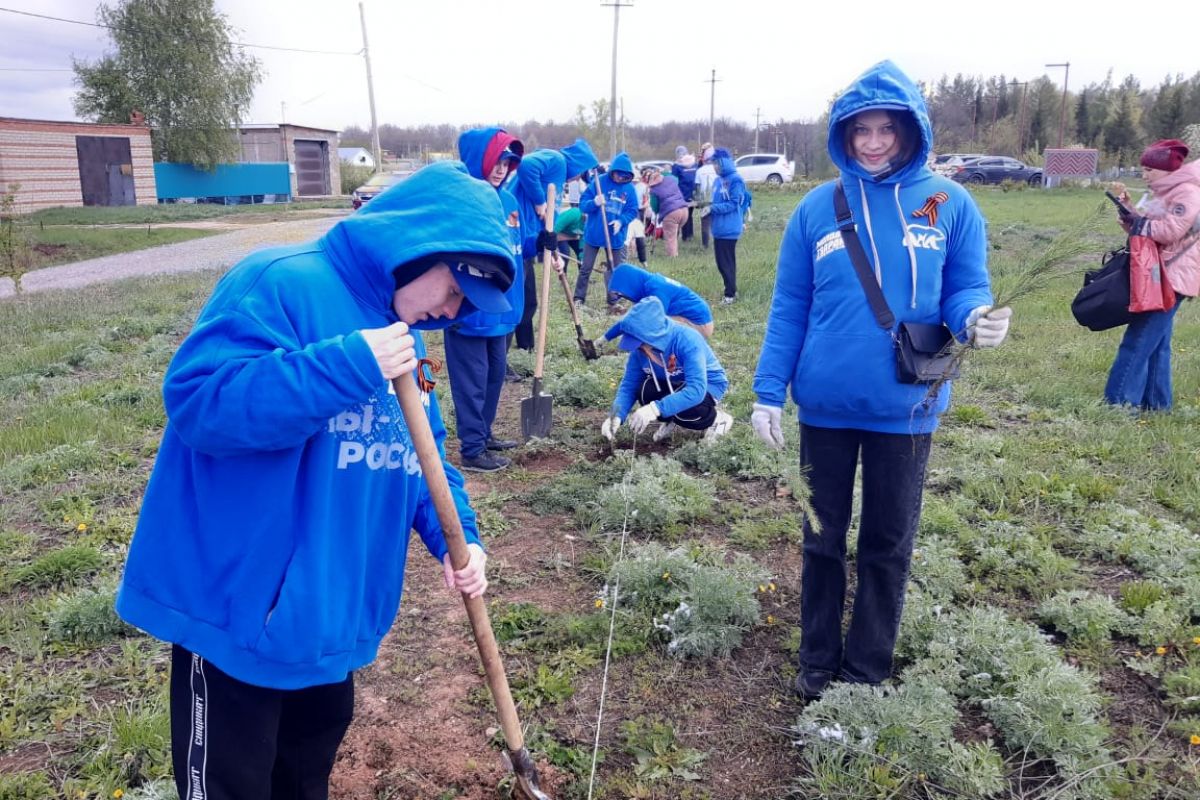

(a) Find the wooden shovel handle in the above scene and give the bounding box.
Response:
[532,184,556,382]
[557,267,585,330]
[391,373,525,753]
[593,174,616,268]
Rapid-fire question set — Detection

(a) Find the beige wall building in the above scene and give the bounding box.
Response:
[237,124,341,197]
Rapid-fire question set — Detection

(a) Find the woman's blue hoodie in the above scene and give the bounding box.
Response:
[578,151,638,248]
[710,149,747,240]
[116,161,516,690]
[605,297,728,419]
[751,60,992,434]
[508,138,598,255]
[454,126,525,337]
[609,263,713,326]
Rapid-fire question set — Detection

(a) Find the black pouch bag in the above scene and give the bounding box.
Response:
[833,182,960,385]
[1071,247,1134,331]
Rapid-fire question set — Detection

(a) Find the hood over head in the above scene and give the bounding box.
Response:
[457,127,523,181]
[609,151,635,178]
[604,296,672,352]
[711,148,736,177]
[319,160,517,330]
[609,263,651,300]
[561,138,599,180]
[828,60,933,184]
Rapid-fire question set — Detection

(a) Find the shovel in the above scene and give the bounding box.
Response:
[391,371,552,800]
[593,173,618,270]
[520,184,556,440]
[556,267,599,360]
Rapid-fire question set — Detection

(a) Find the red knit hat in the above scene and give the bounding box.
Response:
[1140,139,1189,172]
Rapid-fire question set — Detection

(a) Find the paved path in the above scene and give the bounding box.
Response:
[0,215,344,299]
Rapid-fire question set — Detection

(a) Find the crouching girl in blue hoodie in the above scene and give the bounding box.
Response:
[600,297,732,443]
[750,61,1011,702]
[115,162,517,799]
[608,262,715,338]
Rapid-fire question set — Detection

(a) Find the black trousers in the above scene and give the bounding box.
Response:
[700,213,712,248]
[714,237,738,299]
[514,256,538,350]
[681,206,695,240]
[637,375,716,430]
[170,645,354,800]
[797,425,931,685]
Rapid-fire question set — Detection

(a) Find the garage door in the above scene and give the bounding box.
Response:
[294,140,328,196]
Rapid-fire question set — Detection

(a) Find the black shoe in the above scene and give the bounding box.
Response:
[460,452,511,472]
[793,670,834,701]
[504,366,525,383]
[486,438,518,451]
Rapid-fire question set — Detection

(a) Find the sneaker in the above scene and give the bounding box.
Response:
[486,437,518,451]
[504,365,525,383]
[573,298,586,310]
[793,670,834,702]
[703,410,733,441]
[460,452,511,472]
[720,295,736,306]
[652,422,678,442]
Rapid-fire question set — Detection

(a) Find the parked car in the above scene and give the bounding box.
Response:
[933,153,985,177]
[734,153,793,185]
[951,156,1043,186]
[351,171,408,209]
[635,159,674,174]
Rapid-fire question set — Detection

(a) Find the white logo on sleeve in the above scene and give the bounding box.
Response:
[815,231,845,262]
[902,224,946,251]
[327,389,423,474]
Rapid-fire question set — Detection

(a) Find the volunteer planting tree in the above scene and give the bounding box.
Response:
[73,0,262,170]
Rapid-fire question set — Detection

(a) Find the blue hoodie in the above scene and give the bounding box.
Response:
[751,60,992,434]
[454,126,525,336]
[605,297,728,419]
[116,161,515,689]
[578,151,638,248]
[710,149,747,240]
[609,263,713,326]
[508,138,598,256]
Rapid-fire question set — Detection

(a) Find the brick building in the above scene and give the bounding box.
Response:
[237,124,340,198]
[0,117,156,212]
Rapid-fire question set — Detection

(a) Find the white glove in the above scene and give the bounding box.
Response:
[610,220,622,235]
[750,403,785,449]
[967,305,1012,349]
[628,402,660,435]
[601,415,622,441]
[594,196,607,209]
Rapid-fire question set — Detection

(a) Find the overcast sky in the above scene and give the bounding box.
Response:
[2,0,1197,140]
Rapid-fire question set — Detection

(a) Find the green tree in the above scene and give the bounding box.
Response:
[73,0,262,170]
[1146,78,1187,141]
[1104,90,1142,165]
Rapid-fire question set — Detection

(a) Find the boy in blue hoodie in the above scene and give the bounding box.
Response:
[609,263,714,338]
[446,127,524,472]
[115,162,516,798]
[709,148,748,304]
[507,138,599,350]
[575,151,639,311]
[600,297,732,443]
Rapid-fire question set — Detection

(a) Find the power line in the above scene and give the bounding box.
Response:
[0,6,362,56]
[0,67,73,72]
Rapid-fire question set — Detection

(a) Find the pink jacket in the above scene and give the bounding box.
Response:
[1143,160,1200,297]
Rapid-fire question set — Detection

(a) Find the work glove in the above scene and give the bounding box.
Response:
[609,220,622,235]
[594,195,607,209]
[967,305,1012,349]
[750,403,785,449]
[600,414,622,441]
[628,402,660,435]
[536,229,556,255]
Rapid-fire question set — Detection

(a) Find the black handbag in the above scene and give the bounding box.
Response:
[833,182,959,385]
[1071,247,1134,331]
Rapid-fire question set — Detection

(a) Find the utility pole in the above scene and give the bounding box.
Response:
[1046,61,1070,148]
[280,101,287,123]
[601,1,633,159]
[753,107,761,153]
[1010,79,1028,154]
[359,1,382,169]
[705,69,721,146]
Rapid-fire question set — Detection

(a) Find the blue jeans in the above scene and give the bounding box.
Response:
[1104,298,1183,410]
[798,424,931,685]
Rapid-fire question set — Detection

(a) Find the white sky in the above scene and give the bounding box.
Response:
[1,0,1197,137]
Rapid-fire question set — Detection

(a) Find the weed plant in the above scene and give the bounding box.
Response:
[587,454,715,536]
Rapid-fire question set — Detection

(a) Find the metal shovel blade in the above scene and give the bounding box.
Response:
[576,330,599,360]
[520,377,553,440]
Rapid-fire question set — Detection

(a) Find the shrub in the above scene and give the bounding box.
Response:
[46,585,132,645]
[10,545,104,589]
[1118,580,1168,615]
[0,772,54,800]
[523,458,626,516]
[1036,590,1130,648]
[549,369,613,408]
[909,536,969,603]
[673,424,793,481]
[727,510,802,550]
[588,454,715,536]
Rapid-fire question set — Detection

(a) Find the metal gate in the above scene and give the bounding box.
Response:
[76,136,136,206]
[293,139,329,196]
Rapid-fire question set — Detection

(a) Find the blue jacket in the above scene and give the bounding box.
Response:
[710,149,747,240]
[579,151,638,248]
[116,162,514,689]
[605,297,728,419]
[454,127,525,337]
[609,263,713,326]
[752,60,992,434]
[671,159,698,201]
[507,138,598,256]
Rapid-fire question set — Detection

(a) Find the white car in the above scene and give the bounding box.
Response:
[734,153,793,185]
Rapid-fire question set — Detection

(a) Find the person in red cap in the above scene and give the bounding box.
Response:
[1106,138,1200,410]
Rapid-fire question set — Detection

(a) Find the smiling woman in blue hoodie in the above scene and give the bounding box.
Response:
[750,61,1012,702]
[115,162,517,798]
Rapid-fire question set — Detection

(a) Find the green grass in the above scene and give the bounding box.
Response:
[2,185,1199,797]
[26,199,350,226]
[24,226,214,270]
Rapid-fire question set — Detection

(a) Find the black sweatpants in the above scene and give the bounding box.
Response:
[681,205,695,240]
[637,375,716,430]
[170,645,354,800]
[714,237,738,299]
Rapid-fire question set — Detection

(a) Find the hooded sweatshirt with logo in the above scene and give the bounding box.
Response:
[606,297,728,419]
[710,150,747,240]
[116,161,517,690]
[579,151,638,248]
[454,127,525,336]
[752,60,992,434]
[609,263,713,326]
[508,138,598,255]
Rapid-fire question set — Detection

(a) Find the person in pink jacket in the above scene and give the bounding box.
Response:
[1107,139,1200,410]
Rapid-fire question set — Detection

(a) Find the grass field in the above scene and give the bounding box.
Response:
[1,183,1198,799]
[25,199,351,226]
[22,226,216,271]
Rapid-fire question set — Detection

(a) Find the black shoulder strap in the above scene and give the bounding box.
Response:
[834,180,895,331]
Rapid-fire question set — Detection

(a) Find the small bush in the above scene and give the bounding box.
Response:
[523,458,626,516]
[909,536,969,603]
[46,585,132,645]
[620,716,706,782]
[1118,580,1169,615]
[728,510,802,550]
[0,772,54,800]
[588,454,715,536]
[1036,590,1129,648]
[11,545,104,589]
[549,369,612,408]
[673,424,793,481]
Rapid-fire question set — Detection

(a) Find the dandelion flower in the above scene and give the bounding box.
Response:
[77,523,88,532]
[594,598,605,609]
[1192,734,1200,746]
[114,791,124,799]
[661,571,670,581]
[768,582,776,592]
[1193,636,1200,646]
[766,614,775,624]
[758,584,766,593]
[1156,645,1168,656]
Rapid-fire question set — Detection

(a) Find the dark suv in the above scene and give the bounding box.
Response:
[951,157,1042,186]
